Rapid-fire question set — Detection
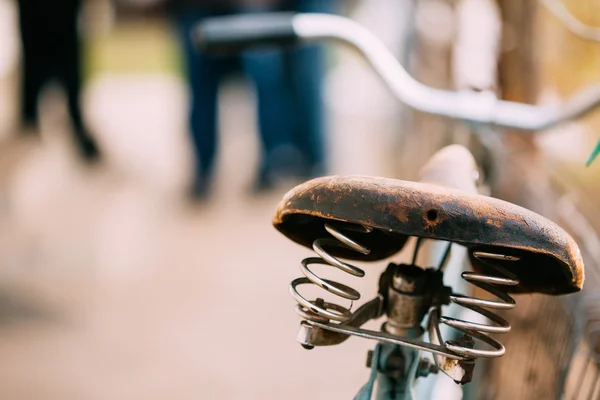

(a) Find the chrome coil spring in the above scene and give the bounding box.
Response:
[440,251,520,359]
[289,222,372,323]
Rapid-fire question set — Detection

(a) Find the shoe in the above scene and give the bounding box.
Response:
[188,177,211,203]
[20,124,40,138]
[75,133,101,164]
[251,166,275,193]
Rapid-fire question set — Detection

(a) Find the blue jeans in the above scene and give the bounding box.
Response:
[176,1,333,185]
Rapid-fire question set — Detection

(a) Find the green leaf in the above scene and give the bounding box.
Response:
[587,139,600,167]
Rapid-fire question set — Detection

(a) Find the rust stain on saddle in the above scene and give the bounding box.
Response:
[487,219,504,228]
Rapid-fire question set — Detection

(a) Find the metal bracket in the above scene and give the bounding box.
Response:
[428,307,475,384]
[297,296,384,347]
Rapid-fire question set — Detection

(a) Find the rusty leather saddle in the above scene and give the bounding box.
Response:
[273,176,584,295]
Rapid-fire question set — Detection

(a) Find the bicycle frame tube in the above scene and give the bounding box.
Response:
[357,344,421,400]
[377,345,421,400]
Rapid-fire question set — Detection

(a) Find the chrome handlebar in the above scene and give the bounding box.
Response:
[292,13,600,131]
[195,13,600,130]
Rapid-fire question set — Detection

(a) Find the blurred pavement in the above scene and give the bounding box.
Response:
[0,2,399,398]
[0,77,391,399]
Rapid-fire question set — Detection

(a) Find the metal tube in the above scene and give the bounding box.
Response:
[292,13,600,131]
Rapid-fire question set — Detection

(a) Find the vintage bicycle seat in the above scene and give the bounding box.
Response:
[273,175,584,295]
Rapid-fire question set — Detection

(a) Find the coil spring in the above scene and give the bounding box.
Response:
[289,222,372,324]
[440,251,520,359]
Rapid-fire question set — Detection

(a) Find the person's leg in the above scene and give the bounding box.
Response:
[56,0,101,160]
[17,0,44,131]
[287,0,335,176]
[242,48,298,189]
[287,44,325,175]
[234,3,302,189]
[176,10,225,197]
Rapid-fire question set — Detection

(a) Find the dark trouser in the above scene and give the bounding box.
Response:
[17,0,86,135]
[176,0,333,185]
[177,9,295,183]
[286,0,334,176]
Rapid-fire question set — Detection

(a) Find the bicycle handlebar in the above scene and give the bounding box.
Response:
[193,13,600,131]
[193,13,297,52]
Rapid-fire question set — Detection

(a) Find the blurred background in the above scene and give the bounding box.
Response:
[0,0,599,399]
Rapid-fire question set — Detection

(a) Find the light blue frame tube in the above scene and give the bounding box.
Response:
[354,343,421,400]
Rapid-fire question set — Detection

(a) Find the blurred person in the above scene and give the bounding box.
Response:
[171,0,333,199]
[16,0,101,161]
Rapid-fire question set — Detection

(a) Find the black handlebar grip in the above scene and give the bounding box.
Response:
[192,12,298,53]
